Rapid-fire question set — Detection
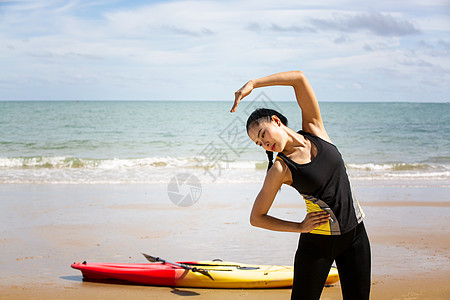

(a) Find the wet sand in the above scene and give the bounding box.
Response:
[0,180,449,299]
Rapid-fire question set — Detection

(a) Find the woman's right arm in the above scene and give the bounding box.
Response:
[231,71,330,142]
[249,159,330,233]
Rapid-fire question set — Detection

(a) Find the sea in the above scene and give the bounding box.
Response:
[0,99,449,185]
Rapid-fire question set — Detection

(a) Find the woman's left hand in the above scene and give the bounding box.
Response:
[230,80,254,113]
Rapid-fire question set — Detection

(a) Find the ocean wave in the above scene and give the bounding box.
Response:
[346,163,450,181]
[346,162,450,172]
[0,156,260,171]
[0,156,179,169]
[5,157,445,171]
[0,156,449,184]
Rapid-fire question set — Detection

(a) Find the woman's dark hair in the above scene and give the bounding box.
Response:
[246,108,288,172]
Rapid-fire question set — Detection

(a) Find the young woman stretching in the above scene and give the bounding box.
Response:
[230,71,371,299]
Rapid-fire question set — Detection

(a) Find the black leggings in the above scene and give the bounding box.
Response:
[291,222,371,300]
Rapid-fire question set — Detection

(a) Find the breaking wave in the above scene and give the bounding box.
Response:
[0,156,449,184]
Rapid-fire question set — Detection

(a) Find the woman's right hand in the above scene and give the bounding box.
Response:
[230,80,254,113]
[299,211,330,233]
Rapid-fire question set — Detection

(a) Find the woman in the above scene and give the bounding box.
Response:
[230,71,371,299]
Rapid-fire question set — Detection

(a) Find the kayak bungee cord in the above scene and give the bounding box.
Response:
[142,253,214,281]
[262,265,292,275]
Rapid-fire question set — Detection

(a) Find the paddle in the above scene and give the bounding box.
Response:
[142,253,214,281]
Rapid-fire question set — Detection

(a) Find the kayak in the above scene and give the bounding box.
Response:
[71,259,340,289]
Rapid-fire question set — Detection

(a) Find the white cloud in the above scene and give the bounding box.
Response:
[352,83,362,89]
[310,10,421,36]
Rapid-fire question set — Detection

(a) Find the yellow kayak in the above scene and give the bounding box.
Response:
[72,259,340,289]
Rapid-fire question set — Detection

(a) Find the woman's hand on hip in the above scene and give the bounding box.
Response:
[300,211,330,233]
[230,80,254,113]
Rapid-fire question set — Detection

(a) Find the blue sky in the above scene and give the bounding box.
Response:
[0,0,449,102]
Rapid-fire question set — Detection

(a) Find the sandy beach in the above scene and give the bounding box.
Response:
[1,179,449,299]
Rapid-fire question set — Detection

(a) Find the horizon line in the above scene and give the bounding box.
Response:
[0,99,448,104]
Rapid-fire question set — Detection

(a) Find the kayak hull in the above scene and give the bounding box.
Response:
[71,260,340,289]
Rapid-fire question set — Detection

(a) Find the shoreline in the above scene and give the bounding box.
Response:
[1,181,449,299]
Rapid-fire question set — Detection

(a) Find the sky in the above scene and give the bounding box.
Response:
[0,0,449,102]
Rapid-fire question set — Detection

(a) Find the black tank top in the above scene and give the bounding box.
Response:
[276,130,364,235]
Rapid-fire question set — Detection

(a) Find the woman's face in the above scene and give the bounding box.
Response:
[247,115,287,153]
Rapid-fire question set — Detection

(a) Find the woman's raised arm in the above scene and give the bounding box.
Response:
[231,71,330,142]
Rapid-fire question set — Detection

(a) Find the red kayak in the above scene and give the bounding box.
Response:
[71,259,340,289]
